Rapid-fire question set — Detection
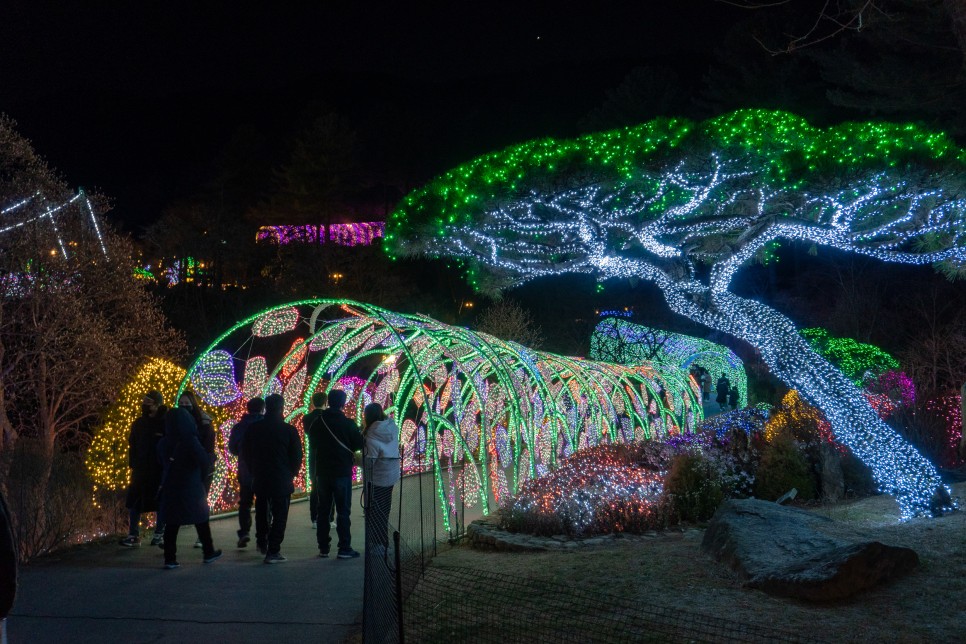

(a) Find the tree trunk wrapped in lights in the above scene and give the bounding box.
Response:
[386,109,966,518]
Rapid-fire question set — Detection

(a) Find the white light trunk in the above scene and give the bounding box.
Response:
[661,283,945,518]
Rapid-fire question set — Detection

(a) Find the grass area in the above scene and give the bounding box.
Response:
[417,482,966,643]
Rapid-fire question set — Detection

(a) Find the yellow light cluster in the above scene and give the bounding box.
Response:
[764,390,828,443]
[86,357,228,501]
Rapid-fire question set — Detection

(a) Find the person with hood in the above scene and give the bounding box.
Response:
[362,402,400,554]
[228,397,264,548]
[315,389,364,559]
[157,405,222,569]
[243,393,303,564]
[119,390,167,548]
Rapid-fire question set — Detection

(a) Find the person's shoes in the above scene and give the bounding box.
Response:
[264,552,287,564]
[203,549,223,564]
[163,561,180,570]
[119,535,140,548]
[193,539,203,548]
[150,534,164,547]
[237,534,250,548]
[318,551,329,558]
[312,521,317,529]
[337,549,361,559]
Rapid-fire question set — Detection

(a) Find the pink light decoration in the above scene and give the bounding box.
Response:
[255,222,386,246]
[328,222,385,246]
[255,225,318,244]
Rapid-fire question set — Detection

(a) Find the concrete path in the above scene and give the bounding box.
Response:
[7,493,365,643]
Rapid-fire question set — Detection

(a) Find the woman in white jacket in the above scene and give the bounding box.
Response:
[363,403,400,554]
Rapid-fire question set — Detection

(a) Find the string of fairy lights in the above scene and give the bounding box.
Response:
[386,109,963,517]
[0,189,108,260]
[165,300,701,524]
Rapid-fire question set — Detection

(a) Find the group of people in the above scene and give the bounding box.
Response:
[692,366,740,412]
[122,387,400,569]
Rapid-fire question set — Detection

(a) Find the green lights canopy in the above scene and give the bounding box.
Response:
[177,300,702,525]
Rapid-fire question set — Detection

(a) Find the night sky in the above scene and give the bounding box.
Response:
[0,1,745,231]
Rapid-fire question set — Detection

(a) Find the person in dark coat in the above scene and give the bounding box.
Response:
[120,390,167,548]
[303,391,329,529]
[728,385,740,411]
[177,390,216,549]
[243,393,303,563]
[716,374,731,412]
[315,389,364,559]
[228,397,264,548]
[157,406,222,569]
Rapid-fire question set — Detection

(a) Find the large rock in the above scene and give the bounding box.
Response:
[702,498,919,601]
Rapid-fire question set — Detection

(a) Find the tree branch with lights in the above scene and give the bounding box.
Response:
[387,109,966,517]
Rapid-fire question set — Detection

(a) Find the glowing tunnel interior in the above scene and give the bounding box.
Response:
[177,300,703,523]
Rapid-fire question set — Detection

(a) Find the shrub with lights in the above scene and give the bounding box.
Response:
[500,443,675,537]
[177,300,702,524]
[387,109,966,517]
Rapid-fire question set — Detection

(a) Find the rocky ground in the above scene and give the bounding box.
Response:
[426,482,966,642]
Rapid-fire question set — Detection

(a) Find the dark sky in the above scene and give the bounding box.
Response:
[0,1,745,230]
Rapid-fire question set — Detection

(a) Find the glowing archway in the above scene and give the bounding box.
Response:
[176,300,702,522]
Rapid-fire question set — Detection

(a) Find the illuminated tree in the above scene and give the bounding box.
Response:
[386,109,966,517]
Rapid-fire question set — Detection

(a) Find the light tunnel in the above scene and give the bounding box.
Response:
[176,300,703,523]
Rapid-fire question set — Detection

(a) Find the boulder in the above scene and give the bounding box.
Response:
[702,498,919,601]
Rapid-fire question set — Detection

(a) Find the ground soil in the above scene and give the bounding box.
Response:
[427,481,966,643]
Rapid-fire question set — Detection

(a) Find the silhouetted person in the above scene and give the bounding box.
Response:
[120,390,167,548]
[302,391,328,529]
[716,373,730,412]
[158,406,221,569]
[728,385,740,411]
[228,397,264,548]
[244,393,303,563]
[0,490,15,643]
[315,389,364,559]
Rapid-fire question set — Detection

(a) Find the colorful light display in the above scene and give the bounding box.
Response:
[175,300,702,523]
[387,109,961,517]
[255,222,385,246]
[591,317,748,408]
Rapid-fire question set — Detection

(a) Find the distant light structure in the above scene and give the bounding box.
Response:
[255,222,385,246]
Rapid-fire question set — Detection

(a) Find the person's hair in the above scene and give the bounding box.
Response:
[311,391,327,408]
[328,389,347,410]
[364,402,387,428]
[247,397,265,414]
[265,393,284,414]
[179,390,205,428]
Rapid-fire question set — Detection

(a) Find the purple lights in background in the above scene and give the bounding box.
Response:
[256,222,385,246]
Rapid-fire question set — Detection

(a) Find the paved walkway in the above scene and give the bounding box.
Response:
[7,493,365,643]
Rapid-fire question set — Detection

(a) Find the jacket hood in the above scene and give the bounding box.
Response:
[367,419,399,449]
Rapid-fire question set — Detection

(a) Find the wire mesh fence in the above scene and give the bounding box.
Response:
[363,457,821,644]
[402,565,824,644]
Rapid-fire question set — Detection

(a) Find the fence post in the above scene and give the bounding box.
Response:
[393,530,404,644]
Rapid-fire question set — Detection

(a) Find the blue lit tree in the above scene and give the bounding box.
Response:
[386,109,966,517]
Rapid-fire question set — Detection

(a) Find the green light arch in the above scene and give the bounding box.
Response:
[177,299,702,523]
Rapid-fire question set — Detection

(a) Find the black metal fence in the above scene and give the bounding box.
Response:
[361,459,821,644]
